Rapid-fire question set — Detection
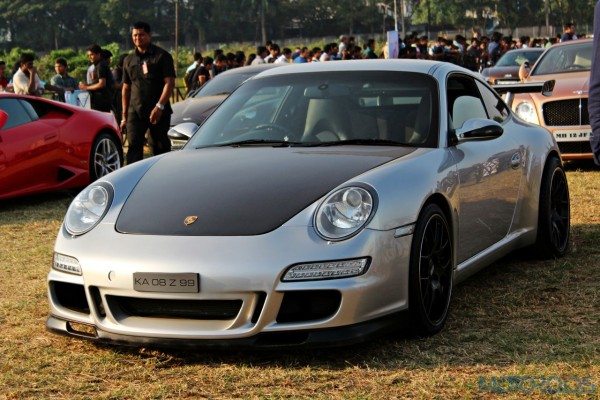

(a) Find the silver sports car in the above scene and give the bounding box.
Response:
[47,60,570,347]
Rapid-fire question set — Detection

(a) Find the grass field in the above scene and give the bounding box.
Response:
[0,164,598,399]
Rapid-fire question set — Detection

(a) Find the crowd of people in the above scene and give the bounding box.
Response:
[0,22,586,101]
[183,22,585,93]
[0,21,591,163]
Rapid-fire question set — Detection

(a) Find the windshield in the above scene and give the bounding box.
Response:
[192,72,255,97]
[496,50,543,67]
[187,71,439,149]
[532,42,592,75]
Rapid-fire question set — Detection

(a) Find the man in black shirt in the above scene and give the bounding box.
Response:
[121,21,175,164]
[79,44,114,112]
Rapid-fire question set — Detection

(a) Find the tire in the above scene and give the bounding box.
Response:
[534,156,570,258]
[89,132,123,181]
[408,203,454,336]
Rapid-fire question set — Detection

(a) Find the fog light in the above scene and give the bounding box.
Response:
[282,258,370,282]
[53,253,82,275]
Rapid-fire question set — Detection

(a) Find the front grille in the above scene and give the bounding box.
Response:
[543,99,589,126]
[106,296,242,320]
[558,141,593,154]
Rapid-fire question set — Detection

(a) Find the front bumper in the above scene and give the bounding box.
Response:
[47,225,413,347]
[47,311,405,348]
[545,125,594,160]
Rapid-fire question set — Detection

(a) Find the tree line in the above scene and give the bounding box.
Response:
[0,0,595,52]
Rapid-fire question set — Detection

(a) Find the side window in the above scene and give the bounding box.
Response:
[0,99,34,130]
[476,81,509,123]
[447,75,487,129]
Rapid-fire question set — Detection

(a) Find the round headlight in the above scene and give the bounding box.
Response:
[64,182,114,236]
[515,101,539,124]
[315,186,375,241]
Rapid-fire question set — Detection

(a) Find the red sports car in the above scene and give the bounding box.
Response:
[0,93,123,200]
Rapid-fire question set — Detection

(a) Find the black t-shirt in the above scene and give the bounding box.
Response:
[191,65,210,91]
[123,43,176,116]
[89,59,114,112]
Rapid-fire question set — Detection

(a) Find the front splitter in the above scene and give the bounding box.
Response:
[46,313,405,349]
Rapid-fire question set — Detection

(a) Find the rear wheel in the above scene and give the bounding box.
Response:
[535,156,570,258]
[90,133,123,181]
[408,204,454,336]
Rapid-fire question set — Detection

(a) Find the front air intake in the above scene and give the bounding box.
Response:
[276,290,341,323]
[106,296,242,320]
[50,281,90,314]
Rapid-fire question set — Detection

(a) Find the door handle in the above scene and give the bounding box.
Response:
[44,134,57,141]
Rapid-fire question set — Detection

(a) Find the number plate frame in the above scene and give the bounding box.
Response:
[552,129,592,142]
[133,273,199,293]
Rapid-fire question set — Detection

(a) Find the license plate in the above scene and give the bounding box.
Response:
[133,273,199,293]
[553,129,591,142]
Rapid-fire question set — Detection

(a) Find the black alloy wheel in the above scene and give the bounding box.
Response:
[535,156,570,258]
[408,203,454,336]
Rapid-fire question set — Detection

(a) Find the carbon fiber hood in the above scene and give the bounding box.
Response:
[115,146,415,236]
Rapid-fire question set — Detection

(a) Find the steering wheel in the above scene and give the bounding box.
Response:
[253,123,294,138]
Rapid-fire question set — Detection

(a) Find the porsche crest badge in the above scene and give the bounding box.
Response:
[184,216,198,226]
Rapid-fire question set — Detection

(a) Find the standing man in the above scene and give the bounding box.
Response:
[121,21,175,164]
[12,54,44,96]
[589,2,600,165]
[362,39,378,59]
[251,46,268,65]
[79,44,114,112]
[560,23,578,42]
[50,57,78,101]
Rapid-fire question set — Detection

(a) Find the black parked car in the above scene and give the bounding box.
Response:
[168,64,284,149]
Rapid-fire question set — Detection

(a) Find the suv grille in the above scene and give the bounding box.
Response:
[558,141,593,154]
[543,99,589,126]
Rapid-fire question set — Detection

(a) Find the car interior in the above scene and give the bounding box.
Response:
[190,72,442,149]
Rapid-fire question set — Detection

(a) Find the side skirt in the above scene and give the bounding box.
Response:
[453,228,536,284]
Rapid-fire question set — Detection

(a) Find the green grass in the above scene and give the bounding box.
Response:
[0,165,598,399]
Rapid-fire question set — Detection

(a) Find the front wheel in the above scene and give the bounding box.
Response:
[408,204,454,336]
[90,133,123,181]
[534,156,570,258]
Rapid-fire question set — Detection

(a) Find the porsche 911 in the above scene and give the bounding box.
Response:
[46,60,569,347]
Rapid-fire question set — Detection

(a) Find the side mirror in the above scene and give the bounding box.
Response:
[0,110,7,130]
[455,118,503,142]
[542,80,555,97]
[167,122,199,141]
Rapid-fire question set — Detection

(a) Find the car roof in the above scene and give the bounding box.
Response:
[250,59,470,80]
[217,63,282,77]
[549,38,593,48]
[503,47,544,54]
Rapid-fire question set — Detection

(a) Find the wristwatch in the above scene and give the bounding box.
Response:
[155,102,165,110]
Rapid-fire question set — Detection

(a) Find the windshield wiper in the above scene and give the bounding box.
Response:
[195,138,406,149]
[311,138,405,146]
[196,139,301,149]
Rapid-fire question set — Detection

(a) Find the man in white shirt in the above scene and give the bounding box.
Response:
[251,46,269,65]
[264,44,280,63]
[186,52,202,74]
[274,48,292,64]
[12,53,44,96]
[338,35,348,58]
